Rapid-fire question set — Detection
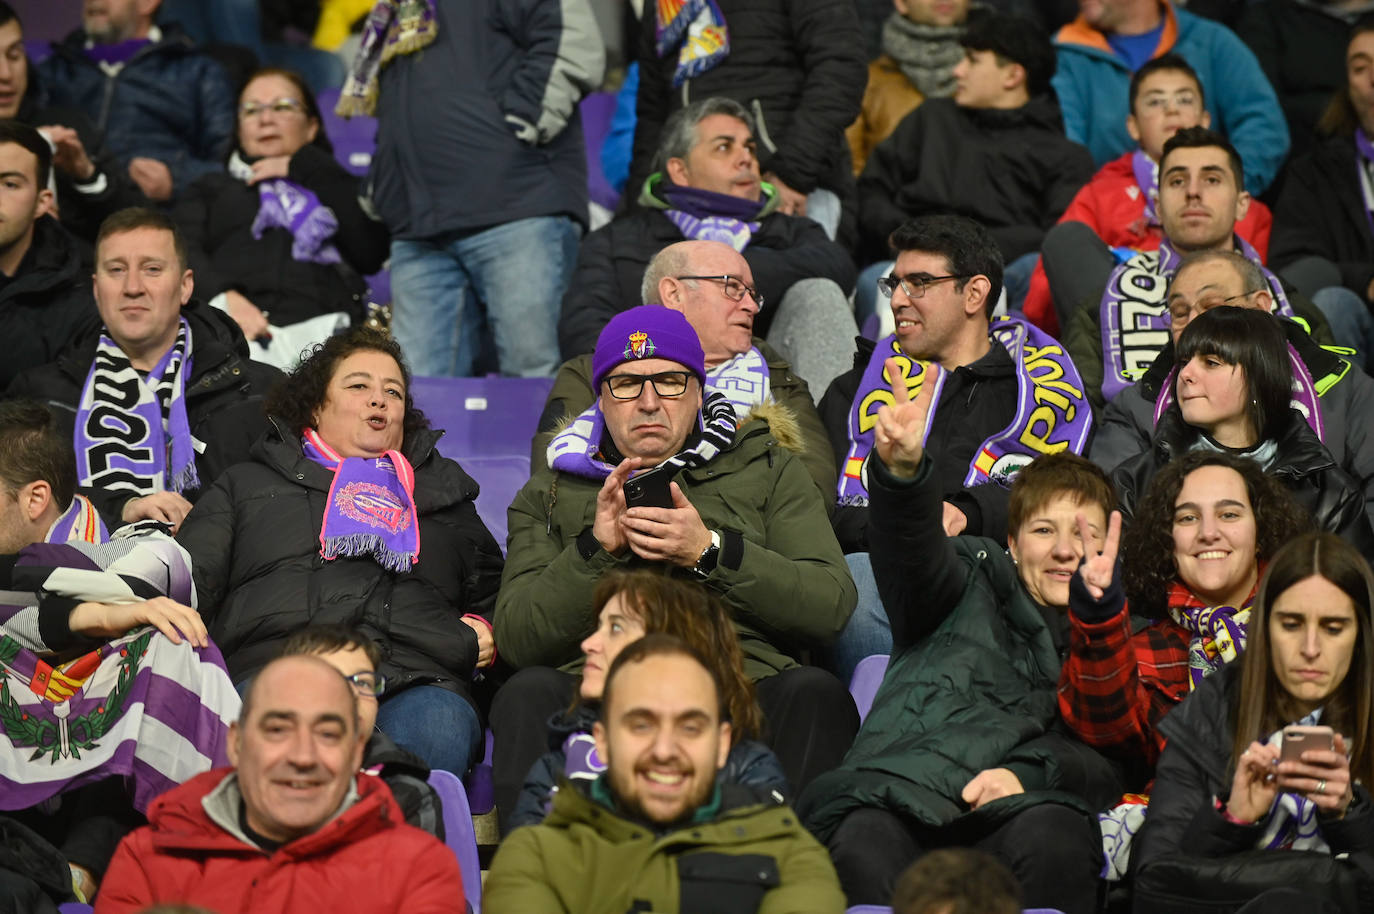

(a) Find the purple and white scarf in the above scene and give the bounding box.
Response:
[708,347,772,415]
[1256,711,1334,852]
[1131,149,1160,227]
[547,391,738,482]
[229,153,342,265]
[837,315,1093,505]
[1098,237,1294,402]
[74,318,199,498]
[660,180,766,253]
[655,0,730,87]
[335,0,438,117]
[302,428,420,572]
[46,497,108,546]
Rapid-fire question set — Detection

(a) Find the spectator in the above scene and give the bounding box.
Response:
[543,239,838,494]
[798,389,1120,911]
[485,634,846,914]
[1052,0,1288,196]
[38,0,236,203]
[1109,307,1371,549]
[175,328,503,777]
[1025,53,1273,335]
[891,849,1022,914]
[819,215,1092,680]
[494,306,857,820]
[0,121,96,389]
[0,2,147,246]
[857,13,1092,309]
[846,0,973,177]
[1132,533,1374,910]
[94,655,465,913]
[1271,17,1374,370]
[628,0,867,245]
[507,568,787,830]
[558,96,858,394]
[172,67,388,370]
[7,207,281,533]
[343,0,603,378]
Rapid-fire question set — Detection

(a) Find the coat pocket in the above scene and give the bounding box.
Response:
[678,851,780,914]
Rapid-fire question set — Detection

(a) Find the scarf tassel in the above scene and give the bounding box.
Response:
[321,533,416,573]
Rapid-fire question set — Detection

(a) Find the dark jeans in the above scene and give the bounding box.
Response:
[827,803,1103,913]
[490,666,579,835]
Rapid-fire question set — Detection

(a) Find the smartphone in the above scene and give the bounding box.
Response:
[1280,725,1335,763]
[623,468,675,509]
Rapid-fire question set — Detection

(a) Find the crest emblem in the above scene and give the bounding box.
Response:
[336,482,411,533]
[625,331,654,360]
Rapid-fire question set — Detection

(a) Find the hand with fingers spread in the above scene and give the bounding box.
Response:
[39,125,97,181]
[961,767,1025,810]
[592,458,639,555]
[1277,732,1355,817]
[1076,509,1123,600]
[68,597,208,648]
[621,482,712,567]
[874,357,939,478]
[1227,740,1281,823]
[122,491,195,533]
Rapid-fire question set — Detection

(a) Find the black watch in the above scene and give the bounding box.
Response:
[691,530,721,579]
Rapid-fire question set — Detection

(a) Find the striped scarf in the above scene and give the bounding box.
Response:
[548,391,738,481]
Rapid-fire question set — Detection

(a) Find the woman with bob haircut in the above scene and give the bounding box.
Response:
[507,568,786,829]
[1112,306,1370,546]
[1132,532,1374,909]
[177,326,504,777]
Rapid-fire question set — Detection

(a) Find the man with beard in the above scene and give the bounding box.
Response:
[483,634,844,914]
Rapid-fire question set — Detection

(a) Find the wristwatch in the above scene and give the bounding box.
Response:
[691,530,722,579]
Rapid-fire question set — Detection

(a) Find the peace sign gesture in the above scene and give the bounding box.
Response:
[1076,509,1122,600]
[875,358,940,478]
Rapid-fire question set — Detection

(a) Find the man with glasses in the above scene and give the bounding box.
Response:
[38,0,235,203]
[536,240,837,494]
[495,305,857,828]
[279,625,444,839]
[819,214,1093,681]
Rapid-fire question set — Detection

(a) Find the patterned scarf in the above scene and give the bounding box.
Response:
[46,497,108,546]
[228,152,341,265]
[708,347,771,415]
[659,179,767,253]
[74,319,199,498]
[302,429,420,572]
[547,391,738,482]
[837,315,1093,505]
[335,0,438,117]
[880,12,965,98]
[1255,710,1334,853]
[1098,236,1293,402]
[1131,149,1160,227]
[1165,577,1257,690]
[655,0,730,88]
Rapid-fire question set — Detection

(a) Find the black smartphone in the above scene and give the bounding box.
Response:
[623,468,675,509]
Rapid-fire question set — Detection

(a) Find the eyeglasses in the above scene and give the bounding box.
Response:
[877,273,971,300]
[676,275,765,309]
[238,97,307,120]
[1168,289,1263,328]
[603,370,692,400]
[344,671,388,697]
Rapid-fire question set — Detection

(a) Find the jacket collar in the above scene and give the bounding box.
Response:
[1054,0,1179,59]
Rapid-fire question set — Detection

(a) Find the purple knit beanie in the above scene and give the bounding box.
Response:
[591,306,706,392]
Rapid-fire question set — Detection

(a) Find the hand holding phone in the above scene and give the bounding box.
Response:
[623,467,676,509]
[1280,725,1335,764]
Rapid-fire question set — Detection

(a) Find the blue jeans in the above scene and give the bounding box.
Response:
[390,216,579,377]
[376,685,482,777]
[1312,285,1374,371]
[827,552,893,684]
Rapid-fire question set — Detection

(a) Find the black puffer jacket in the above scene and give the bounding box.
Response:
[0,216,97,389]
[175,419,505,708]
[172,145,389,327]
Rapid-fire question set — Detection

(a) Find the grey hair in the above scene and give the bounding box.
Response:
[1174,249,1269,298]
[641,244,696,304]
[653,96,756,174]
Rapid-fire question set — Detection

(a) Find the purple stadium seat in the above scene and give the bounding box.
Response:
[848,654,889,724]
[845,906,890,914]
[58,905,93,914]
[427,769,483,914]
[463,729,495,816]
[316,87,377,177]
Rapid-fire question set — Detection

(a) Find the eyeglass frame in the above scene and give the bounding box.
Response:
[675,274,765,310]
[238,97,308,120]
[344,671,388,697]
[1167,288,1265,327]
[877,273,973,300]
[601,370,694,400]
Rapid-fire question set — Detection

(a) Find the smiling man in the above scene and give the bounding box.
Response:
[7,206,279,533]
[95,655,465,913]
[484,635,845,914]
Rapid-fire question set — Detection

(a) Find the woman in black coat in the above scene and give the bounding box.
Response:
[176,327,504,775]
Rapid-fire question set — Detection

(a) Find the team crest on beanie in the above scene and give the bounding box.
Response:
[626,331,654,360]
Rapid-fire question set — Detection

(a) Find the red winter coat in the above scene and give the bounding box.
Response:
[94,768,465,914]
[1023,152,1273,335]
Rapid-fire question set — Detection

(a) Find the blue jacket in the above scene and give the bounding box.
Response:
[1052,2,1289,195]
[38,25,235,197]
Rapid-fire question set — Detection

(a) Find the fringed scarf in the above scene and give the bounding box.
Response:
[228,152,341,265]
[659,179,768,253]
[655,0,730,88]
[74,319,199,498]
[302,429,420,572]
[1166,578,1257,690]
[1255,710,1334,853]
[837,315,1093,505]
[547,391,738,482]
[880,12,965,98]
[335,0,438,118]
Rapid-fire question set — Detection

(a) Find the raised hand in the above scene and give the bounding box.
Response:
[874,358,939,478]
[1227,740,1281,823]
[592,458,639,555]
[1076,510,1121,600]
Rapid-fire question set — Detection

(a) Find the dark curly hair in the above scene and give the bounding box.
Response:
[1122,450,1313,619]
[264,327,429,441]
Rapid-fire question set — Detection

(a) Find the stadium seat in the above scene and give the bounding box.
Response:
[427,769,483,914]
[316,87,377,177]
[848,654,889,724]
[463,729,496,816]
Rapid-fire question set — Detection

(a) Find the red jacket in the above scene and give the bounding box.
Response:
[1023,152,1274,335]
[95,768,465,914]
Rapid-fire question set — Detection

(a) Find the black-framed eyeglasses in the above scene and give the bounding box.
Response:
[877,273,971,300]
[676,274,765,309]
[603,370,692,400]
[238,97,307,120]
[344,672,388,697]
[1168,289,1264,328]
